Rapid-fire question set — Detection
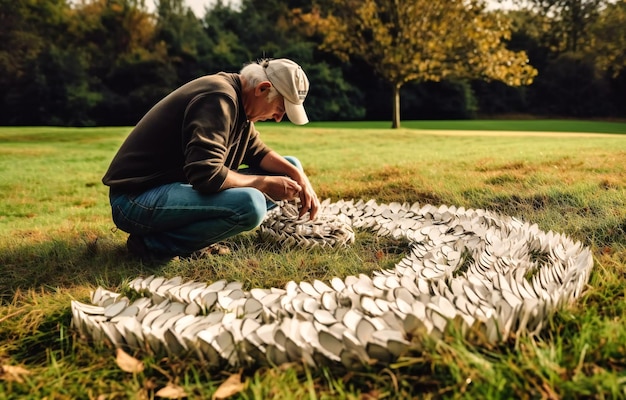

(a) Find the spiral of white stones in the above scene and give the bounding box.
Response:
[258,200,356,249]
[71,199,593,369]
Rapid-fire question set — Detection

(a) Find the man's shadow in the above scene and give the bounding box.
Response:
[0,235,170,305]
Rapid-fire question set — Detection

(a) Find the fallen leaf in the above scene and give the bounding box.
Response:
[1,365,32,383]
[360,390,381,400]
[144,377,158,391]
[212,372,245,400]
[156,383,187,399]
[115,348,145,373]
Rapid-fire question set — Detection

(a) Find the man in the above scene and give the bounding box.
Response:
[102,58,320,261]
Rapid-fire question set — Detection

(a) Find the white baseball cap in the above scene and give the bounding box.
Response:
[263,59,310,125]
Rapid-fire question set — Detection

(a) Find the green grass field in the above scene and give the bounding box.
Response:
[301,119,626,134]
[0,121,625,399]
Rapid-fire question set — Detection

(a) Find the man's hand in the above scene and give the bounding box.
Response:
[297,180,320,220]
[261,176,302,201]
[257,150,320,220]
[263,174,319,220]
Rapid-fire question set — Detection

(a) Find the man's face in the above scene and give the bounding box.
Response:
[245,82,286,123]
[258,93,286,123]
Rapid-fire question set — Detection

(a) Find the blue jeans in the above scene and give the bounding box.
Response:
[109,156,302,257]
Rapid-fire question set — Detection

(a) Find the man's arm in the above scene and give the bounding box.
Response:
[219,168,302,204]
[258,150,320,219]
[219,150,319,219]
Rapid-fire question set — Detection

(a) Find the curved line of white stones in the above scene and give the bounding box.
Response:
[71,199,593,369]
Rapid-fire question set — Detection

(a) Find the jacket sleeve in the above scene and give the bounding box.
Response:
[181,93,236,193]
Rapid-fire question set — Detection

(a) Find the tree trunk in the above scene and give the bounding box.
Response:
[391,83,401,129]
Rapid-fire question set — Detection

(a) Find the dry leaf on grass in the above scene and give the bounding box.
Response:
[360,390,382,400]
[212,372,245,400]
[1,365,32,383]
[115,348,145,373]
[156,383,187,399]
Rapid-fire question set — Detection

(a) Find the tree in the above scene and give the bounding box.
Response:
[154,0,214,83]
[201,0,255,72]
[589,0,626,77]
[504,0,607,53]
[591,1,626,116]
[0,0,73,124]
[201,0,366,121]
[68,0,156,73]
[504,0,625,117]
[68,0,175,125]
[0,0,46,90]
[298,0,537,128]
[528,52,614,116]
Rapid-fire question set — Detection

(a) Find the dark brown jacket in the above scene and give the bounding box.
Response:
[102,73,271,193]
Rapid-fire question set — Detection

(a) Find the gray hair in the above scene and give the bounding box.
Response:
[240,60,281,102]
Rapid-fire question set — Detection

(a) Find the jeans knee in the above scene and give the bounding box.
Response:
[284,156,303,172]
[239,189,267,229]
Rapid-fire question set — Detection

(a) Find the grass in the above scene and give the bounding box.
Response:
[0,121,625,399]
[302,119,626,134]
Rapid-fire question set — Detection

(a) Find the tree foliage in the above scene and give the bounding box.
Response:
[505,0,607,53]
[503,0,625,117]
[589,0,626,77]
[0,0,623,126]
[297,0,538,127]
[231,0,366,121]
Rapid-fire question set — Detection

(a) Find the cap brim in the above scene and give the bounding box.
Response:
[284,100,309,125]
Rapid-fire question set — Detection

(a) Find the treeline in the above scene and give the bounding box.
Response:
[1,0,624,126]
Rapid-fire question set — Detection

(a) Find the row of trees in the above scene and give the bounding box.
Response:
[1,0,624,127]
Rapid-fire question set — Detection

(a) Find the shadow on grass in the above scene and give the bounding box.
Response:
[0,230,405,305]
[0,235,169,304]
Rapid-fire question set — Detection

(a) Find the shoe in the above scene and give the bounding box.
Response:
[186,243,231,259]
[126,235,173,263]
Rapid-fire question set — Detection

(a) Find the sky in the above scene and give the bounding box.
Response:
[183,0,233,15]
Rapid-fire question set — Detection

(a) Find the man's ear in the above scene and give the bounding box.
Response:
[255,81,272,96]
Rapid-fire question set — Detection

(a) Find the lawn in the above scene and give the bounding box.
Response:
[0,121,625,399]
[302,119,626,134]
